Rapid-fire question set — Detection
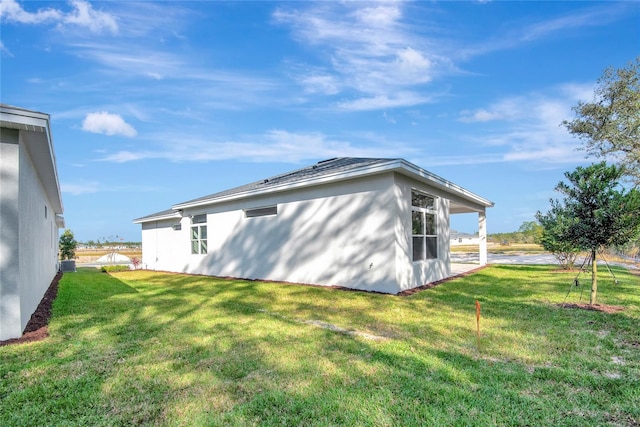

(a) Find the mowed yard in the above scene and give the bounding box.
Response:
[1,266,639,426]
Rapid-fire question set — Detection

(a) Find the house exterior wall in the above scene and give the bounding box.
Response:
[0,127,60,340]
[140,170,470,294]
[0,129,21,340]
[142,173,401,293]
[141,218,185,272]
[18,138,60,333]
[393,173,451,291]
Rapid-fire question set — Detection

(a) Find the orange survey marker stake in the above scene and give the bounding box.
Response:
[475,300,481,350]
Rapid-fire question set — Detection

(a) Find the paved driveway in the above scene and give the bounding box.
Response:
[451,252,638,270]
[452,253,558,265]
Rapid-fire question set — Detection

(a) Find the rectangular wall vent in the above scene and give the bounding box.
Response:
[245,206,277,218]
[191,214,206,224]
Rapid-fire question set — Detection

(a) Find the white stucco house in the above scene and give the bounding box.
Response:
[134,158,493,294]
[450,231,481,246]
[0,105,65,341]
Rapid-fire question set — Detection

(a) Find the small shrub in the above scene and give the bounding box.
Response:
[131,257,141,269]
[101,265,131,273]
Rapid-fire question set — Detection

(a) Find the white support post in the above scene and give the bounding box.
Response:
[479,210,488,266]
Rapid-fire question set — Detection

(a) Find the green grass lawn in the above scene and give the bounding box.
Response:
[1,266,639,426]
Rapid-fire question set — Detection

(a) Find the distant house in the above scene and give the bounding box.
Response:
[134,158,493,294]
[0,105,64,341]
[450,231,481,246]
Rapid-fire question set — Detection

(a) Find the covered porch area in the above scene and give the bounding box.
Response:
[449,198,492,269]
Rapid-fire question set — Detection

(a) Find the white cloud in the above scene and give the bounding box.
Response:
[61,181,100,195]
[457,3,631,59]
[82,112,137,137]
[63,0,118,34]
[520,4,626,43]
[98,129,408,164]
[64,42,277,109]
[0,0,118,34]
[354,4,402,27]
[336,92,431,112]
[458,109,503,123]
[457,84,595,165]
[0,40,13,56]
[274,3,452,110]
[458,84,593,124]
[298,73,341,95]
[414,153,504,167]
[62,180,160,195]
[273,2,621,112]
[0,0,62,24]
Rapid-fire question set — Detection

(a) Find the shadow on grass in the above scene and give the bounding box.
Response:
[2,266,638,426]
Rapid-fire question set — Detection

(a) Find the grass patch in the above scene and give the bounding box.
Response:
[452,243,547,254]
[100,265,131,273]
[1,266,639,426]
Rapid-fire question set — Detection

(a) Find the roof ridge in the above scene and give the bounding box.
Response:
[174,157,396,207]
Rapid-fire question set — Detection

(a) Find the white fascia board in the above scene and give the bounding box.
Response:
[397,160,495,208]
[172,158,494,211]
[133,210,182,224]
[1,105,64,214]
[171,160,403,210]
[0,106,49,131]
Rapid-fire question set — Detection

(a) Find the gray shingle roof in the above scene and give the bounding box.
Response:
[174,157,399,208]
[133,157,494,223]
[132,208,182,223]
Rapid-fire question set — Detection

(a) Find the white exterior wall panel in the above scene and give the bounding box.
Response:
[0,105,64,341]
[147,173,400,293]
[141,218,188,272]
[393,173,451,291]
[18,139,59,333]
[0,129,21,340]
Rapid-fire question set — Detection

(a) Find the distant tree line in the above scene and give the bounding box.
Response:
[488,221,543,245]
[81,238,141,249]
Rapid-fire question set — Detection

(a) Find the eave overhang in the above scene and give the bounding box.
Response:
[133,209,183,224]
[171,159,494,212]
[0,104,64,215]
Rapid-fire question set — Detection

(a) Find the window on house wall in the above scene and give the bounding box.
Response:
[411,190,437,261]
[190,214,207,254]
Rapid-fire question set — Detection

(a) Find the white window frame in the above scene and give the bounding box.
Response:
[190,214,207,255]
[411,190,438,262]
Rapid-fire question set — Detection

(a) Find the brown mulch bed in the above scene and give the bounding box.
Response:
[0,272,62,347]
[559,303,626,314]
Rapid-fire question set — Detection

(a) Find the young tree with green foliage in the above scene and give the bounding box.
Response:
[536,206,580,270]
[537,162,640,304]
[59,229,78,260]
[563,57,640,186]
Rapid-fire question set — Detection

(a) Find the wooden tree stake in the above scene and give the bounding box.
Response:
[475,300,481,350]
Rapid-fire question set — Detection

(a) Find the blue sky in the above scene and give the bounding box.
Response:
[1,1,638,242]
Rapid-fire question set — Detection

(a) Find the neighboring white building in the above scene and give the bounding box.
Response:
[0,105,64,341]
[134,158,493,294]
[450,231,481,246]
